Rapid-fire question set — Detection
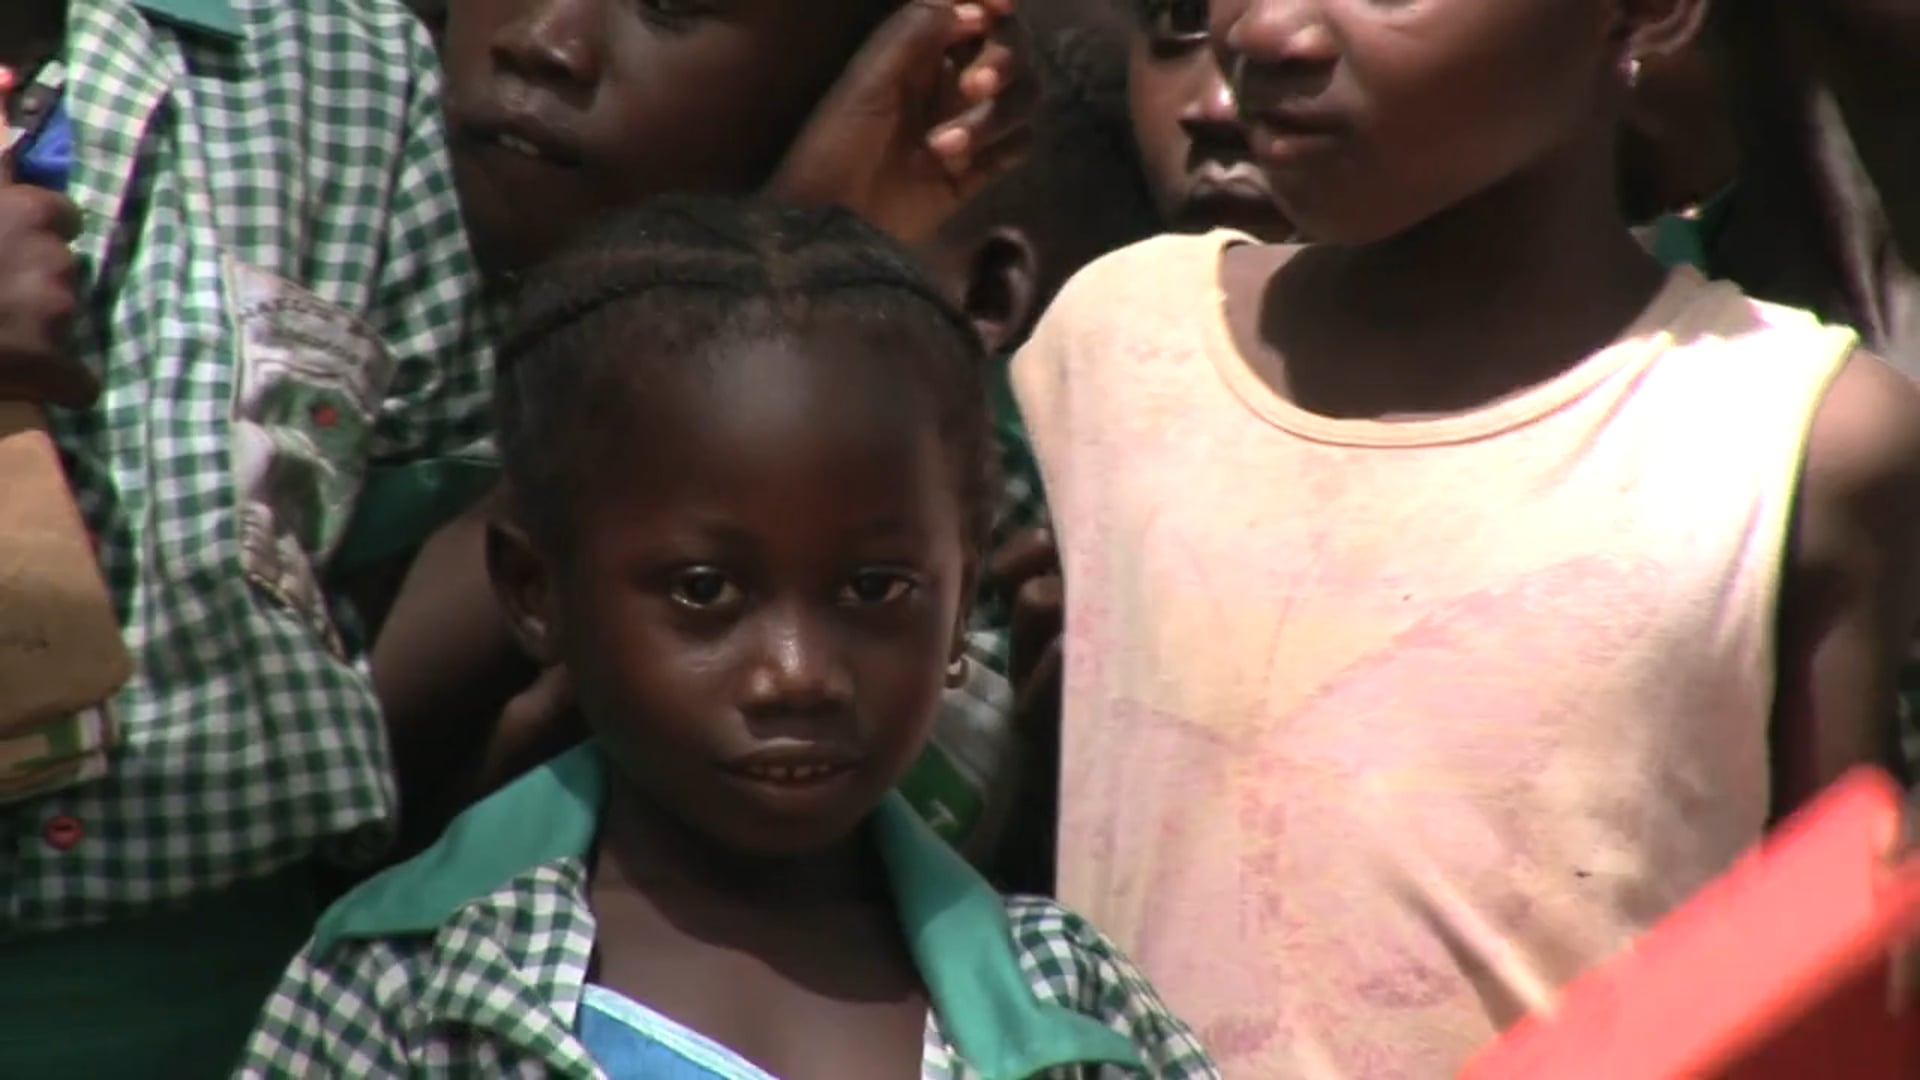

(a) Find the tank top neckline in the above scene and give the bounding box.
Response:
[1198,230,1710,448]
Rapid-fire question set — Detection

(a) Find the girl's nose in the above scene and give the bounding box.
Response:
[1216,0,1337,70]
[1180,63,1245,140]
[740,606,856,719]
[491,0,605,94]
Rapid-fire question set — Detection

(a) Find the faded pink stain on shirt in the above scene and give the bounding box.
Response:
[1014,232,1859,1077]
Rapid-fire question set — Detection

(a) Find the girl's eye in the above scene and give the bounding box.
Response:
[1143,0,1209,42]
[634,0,713,25]
[669,568,742,610]
[840,571,915,607]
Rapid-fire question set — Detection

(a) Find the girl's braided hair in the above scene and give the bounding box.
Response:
[495,195,996,552]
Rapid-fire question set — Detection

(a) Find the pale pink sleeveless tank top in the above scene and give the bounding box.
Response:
[1012,231,1857,1078]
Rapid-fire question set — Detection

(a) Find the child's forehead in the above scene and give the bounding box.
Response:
[592,340,951,521]
[616,323,937,434]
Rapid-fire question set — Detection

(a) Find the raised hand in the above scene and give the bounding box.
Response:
[768,0,1037,244]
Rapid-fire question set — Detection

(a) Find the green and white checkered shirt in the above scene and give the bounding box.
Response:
[900,354,1052,851]
[1,0,491,935]
[237,746,1219,1079]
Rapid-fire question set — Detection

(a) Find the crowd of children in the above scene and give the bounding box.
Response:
[3,0,1920,1077]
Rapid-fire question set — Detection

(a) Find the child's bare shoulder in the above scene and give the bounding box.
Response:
[1802,349,1920,514]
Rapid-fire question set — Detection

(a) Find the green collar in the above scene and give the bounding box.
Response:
[1648,187,1735,277]
[316,745,1141,1080]
[132,0,243,39]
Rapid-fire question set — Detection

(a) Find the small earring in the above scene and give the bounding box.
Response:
[1625,56,1643,89]
[945,655,971,689]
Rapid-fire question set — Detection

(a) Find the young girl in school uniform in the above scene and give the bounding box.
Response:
[1013,0,1920,1074]
[239,196,1216,1080]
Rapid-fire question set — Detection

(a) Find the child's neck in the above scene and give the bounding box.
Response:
[594,784,892,911]
[1342,150,1655,338]
[1247,144,1667,420]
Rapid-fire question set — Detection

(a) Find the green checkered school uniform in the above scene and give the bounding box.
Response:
[238,744,1218,1080]
[0,0,490,1070]
[898,352,1052,854]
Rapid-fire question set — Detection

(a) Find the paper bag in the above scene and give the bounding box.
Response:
[0,401,130,735]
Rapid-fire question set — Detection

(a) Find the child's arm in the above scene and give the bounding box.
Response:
[1008,898,1220,1077]
[1773,350,1920,816]
[768,0,1034,244]
[985,527,1064,895]
[234,940,414,1077]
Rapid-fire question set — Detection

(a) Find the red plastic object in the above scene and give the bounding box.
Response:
[1460,767,1920,1079]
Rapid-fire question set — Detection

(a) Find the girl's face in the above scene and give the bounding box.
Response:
[527,324,972,857]
[1207,0,1625,244]
[1129,0,1293,241]
[440,0,887,275]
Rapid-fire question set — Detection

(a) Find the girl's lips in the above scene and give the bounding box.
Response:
[450,100,588,170]
[727,760,854,785]
[722,743,864,787]
[1247,121,1345,165]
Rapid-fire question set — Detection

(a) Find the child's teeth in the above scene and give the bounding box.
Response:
[498,133,540,158]
[746,763,836,782]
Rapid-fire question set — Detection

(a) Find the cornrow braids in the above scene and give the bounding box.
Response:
[496,194,996,554]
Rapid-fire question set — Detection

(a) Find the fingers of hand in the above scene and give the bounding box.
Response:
[949,115,1033,189]
[500,666,577,733]
[929,84,1035,177]
[1008,572,1064,687]
[0,184,83,240]
[0,190,89,407]
[986,527,1058,584]
[927,3,1029,155]
[1013,638,1063,724]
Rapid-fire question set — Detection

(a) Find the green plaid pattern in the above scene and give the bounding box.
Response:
[1,0,491,934]
[967,353,1052,674]
[908,355,1052,854]
[238,862,1218,1078]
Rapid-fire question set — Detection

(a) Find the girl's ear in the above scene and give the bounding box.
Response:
[1622,0,1712,61]
[485,515,562,667]
[961,227,1042,355]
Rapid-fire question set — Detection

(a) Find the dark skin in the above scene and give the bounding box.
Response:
[369,0,1037,856]
[919,137,1172,887]
[1209,0,1920,818]
[0,1,92,412]
[1617,34,1736,221]
[0,4,61,73]
[440,0,1032,276]
[1129,0,1292,241]
[1803,0,1920,278]
[984,528,1063,893]
[1705,0,1920,373]
[489,325,977,1078]
[1702,0,1920,785]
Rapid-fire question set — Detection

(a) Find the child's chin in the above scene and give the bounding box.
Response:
[701,773,878,855]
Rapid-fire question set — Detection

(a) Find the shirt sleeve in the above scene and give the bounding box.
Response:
[235,940,415,1077]
[364,25,497,466]
[1007,898,1221,1079]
